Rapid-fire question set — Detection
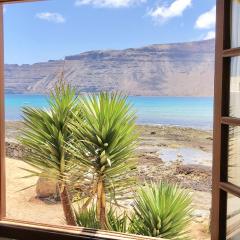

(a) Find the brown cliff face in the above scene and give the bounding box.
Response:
[5,39,215,96]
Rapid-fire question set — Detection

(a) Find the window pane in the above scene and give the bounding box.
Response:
[228,126,240,186]
[229,57,240,118]
[227,193,240,240]
[231,0,240,48]
[4,0,213,239]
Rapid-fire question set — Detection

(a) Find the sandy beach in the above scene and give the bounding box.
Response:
[5,121,213,239]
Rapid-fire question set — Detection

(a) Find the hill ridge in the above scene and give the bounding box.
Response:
[5,39,215,96]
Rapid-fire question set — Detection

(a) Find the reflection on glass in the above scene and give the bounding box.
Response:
[231,0,240,48]
[228,126,240,186]
[230,57,240,118]
[227,193,240,240]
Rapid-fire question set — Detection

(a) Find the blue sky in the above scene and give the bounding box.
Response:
[3,0,216,64]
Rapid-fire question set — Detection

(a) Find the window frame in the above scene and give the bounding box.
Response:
[212,0,240,239]
[0,0,234,239]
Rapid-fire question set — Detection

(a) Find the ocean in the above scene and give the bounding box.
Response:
[5,94,213,130]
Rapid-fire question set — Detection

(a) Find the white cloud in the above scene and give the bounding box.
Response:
[203,30,215,40]
[148,0,192,22]
[195,6,216,29]
[75,0,146,8]
[36,12,66,23]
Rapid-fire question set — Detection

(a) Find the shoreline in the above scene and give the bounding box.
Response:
[5,121,213,192]
[136,123,213,131]
[5,120,213,133]
[6,120,213,131]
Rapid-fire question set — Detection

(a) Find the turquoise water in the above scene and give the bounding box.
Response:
[5,95,213,129]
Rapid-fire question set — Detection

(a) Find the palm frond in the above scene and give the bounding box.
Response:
[68,92,138,203]
[19,82,80,179]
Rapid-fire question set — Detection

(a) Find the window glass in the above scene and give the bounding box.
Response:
[229,57,240,118]
[231,0,240,48]
[228,126,240,186]
[227,193,240,240]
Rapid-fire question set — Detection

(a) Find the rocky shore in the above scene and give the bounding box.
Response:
[6,122,213,189]
[5,121,213,192]
[5,121,213,239]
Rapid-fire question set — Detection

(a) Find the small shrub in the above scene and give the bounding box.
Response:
[75,204,128,233]
[75,204,100,229]
[106,207,128,233]
[129,182,192,239]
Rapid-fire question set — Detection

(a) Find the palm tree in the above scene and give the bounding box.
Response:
[19,81,79,226]
[68,92,138,229]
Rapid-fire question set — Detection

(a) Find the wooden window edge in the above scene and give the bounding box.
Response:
[212,0,240,239]
[0,0,41,4]
[0,218,164,240]
[221,116,240,126]
[220,182,240,198]
[211,0,230,239]
[223,48,240,58]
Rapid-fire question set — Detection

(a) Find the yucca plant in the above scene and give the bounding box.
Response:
[75,204,128,233]
[75,204,100,229]
[129,182,192,239]
[19,80,79,226]
[106,207,128,233]
[68,92,138,229]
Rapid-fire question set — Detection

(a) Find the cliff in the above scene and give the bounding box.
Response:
[5,39,215,96]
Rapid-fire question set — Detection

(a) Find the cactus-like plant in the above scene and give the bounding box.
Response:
[129,182,192,239]
[19,81,80,226]
[75,204,128,233]
[68,92,138,229]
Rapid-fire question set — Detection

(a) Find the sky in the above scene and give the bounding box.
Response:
[3,0,216,64]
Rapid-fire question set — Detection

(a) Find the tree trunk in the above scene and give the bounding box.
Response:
[97,176,106,230]
[59,183,76,226]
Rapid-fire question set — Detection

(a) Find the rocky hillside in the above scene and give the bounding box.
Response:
[5,39,215,96]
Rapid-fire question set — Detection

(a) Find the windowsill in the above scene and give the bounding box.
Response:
[0,218,163,240]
